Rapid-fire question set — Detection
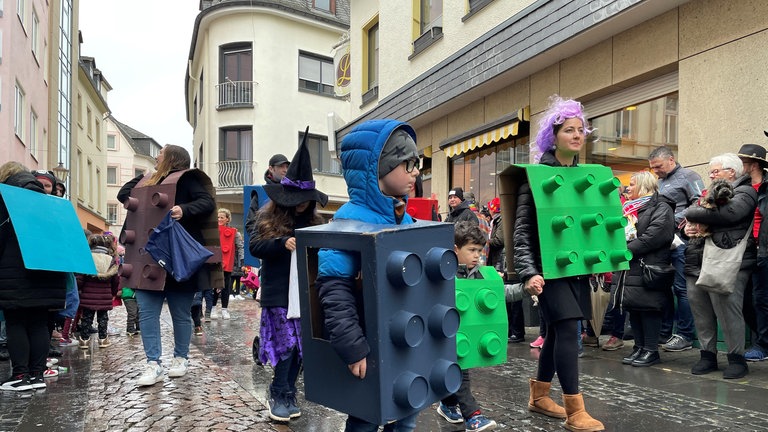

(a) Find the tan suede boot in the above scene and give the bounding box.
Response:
[562,393,604,432]
[528,378,566,419]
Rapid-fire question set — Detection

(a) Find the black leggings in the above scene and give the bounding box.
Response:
[4,308,50,376]
[537,318,579,394]
[213,272,231,308]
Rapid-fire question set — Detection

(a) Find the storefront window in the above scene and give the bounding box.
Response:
[586,93,678,184]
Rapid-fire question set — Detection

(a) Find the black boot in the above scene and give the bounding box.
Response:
[691,350,718,375]
[632,349,660,367]
[622,346,642,365]
[723,353,748,379]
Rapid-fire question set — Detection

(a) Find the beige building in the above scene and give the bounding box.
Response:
[186,0,352,223]
[344,0,768,215]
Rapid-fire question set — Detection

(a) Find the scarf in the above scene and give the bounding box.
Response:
[622,195,652,241]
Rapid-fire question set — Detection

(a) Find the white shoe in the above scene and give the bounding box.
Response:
[230,294,236,300]
[168,357,189,378]
[221,309,231,320]
[136,361,164,386]
[235,295,245,300]
[210,307,220,319]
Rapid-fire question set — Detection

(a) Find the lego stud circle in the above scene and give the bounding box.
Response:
[425,247,458,281]
[386,251,423,287]
[120,229,136,245]
[479,332,503,357]
[584,250,607,265]
[151,192,169,207]
[429,360,462,395]
[605,216,628,230]
[599,177,622,195]
[119,263,133,278]
[124,197,139,212]
[455,291,471,312]
[141,264,163,281]
[556,251,578,266]
[610,249,633,263]
[389,310,425,348]
[581,213,604,228]
[551,216,574,232]
[392,372,429,409]
[574,173,596,192]
[475,288,499,313]
[456,332,470,359]
[542,174,565,193]
[427,304,459,338]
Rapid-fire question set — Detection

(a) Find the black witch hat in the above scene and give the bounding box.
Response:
[263,126,329,207]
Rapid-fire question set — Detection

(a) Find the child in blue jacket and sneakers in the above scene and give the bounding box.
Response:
[315,119,422,432]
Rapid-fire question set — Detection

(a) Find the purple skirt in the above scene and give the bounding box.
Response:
[259,306,302,367]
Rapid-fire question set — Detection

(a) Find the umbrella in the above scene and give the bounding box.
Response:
[589,272,614,336]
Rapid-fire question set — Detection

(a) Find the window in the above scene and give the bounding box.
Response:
[77,93,82,124]
[107,203,118,224]
[150,144,159,158]
[31,9,38,58]
[86,107,92,137]
[219,127,253,187]
[219,44,253,108]
[107,166,117,185]
[134,168,145,179]
[29,109,37,156]
[299,52,334,96]
[14,84,24,140]
[199,70,203,111]
[300,131,341,175]
[366,22,379,90]
[87,159,93,205]
[313,0,333,13]
[17,0,24,26]
[420,0,442,34]
[107,134,116,150]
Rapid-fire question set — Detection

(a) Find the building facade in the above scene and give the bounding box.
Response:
[186,0,352,223]
[344,0,768,215]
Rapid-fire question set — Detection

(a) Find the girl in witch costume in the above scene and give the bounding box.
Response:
[248,129,328,422]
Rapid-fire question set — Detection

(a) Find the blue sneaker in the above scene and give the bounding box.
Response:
[465,413,497,431]
[744,348,767,362]
[436,402,463,424]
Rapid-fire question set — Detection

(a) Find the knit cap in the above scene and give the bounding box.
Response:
[378,129,419,178]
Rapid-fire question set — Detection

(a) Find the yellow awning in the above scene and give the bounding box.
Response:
[444,121,519,158]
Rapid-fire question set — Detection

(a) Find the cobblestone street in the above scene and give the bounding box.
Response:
[2,298,768,431]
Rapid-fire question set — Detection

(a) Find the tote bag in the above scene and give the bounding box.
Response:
[695,225,751,295]
[145,212,213,282]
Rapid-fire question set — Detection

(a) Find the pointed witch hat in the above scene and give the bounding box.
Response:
[262,126,329,207]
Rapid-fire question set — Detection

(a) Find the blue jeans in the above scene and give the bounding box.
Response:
[752,256,768,352]
[344,412,419,432]
[135,289,195,363]
[202,289,214,314]
[660,243,695,340]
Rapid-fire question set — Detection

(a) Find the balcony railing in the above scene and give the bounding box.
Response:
[216,81,255,109]
[215,160,256,189]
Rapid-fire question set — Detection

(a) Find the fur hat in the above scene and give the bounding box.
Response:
[448,187,464,201]
[262,127,328,207]
[378,129,419,178]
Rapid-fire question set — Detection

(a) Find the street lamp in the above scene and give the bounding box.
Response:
[51,161,69,182]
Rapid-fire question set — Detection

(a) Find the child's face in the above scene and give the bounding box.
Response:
[379,161,419,197]
[455,242,484,269]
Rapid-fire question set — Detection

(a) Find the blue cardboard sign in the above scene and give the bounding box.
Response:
[0,183,96,274]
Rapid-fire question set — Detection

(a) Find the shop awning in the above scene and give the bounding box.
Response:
[439,107,529,158]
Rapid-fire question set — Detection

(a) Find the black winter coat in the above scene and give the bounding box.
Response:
[445,201,478,224]
[614,193,675,312]
[487,214,505,273]
[0,172,67,310]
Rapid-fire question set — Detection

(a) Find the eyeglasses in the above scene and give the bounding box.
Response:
[709,168,733,176]
[404,158,420,173]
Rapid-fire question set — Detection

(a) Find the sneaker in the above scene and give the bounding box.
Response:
[59,338,78,347]
[658,335,673,347]
[663,334,692,352]
[210,307,220,319]
[46,358,59,367]
[221,309,231,320]
[99,337,111,348]
[286,391,301,418]
[230,294,237,301]
[583,335,599,347]
[204,312,211,323]
[127,331,140,337]
[43,369,59,378]
[267,391,291,422]
[236,294,245,300]
[168,357,189,378]
[436,402,463,424]
[136,361,164,386]
[78,336,90,350]
[744,348,767,362]
[1,374,33,391]
[508,334,525,343]
[530,336,545,349]
[602,336,625,351]
[29,372,47,389]
[465,413,497,431]
[194,326,204,336]
[51,330,63,340]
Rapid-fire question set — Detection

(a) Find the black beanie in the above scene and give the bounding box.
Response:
[449,187,464,201]
[378,129,419,178]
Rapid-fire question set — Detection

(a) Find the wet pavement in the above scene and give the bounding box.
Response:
[2,298,768,431]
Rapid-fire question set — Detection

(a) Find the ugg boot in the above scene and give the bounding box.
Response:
[563,393,604,432]
[723,353,748,379]
[691,350,718,375]
[528,378,566,419]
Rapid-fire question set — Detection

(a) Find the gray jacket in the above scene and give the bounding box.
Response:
[657,163,705,226]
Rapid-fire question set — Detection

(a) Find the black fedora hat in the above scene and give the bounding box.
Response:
[737,143,768,167]
[263,127,328,207]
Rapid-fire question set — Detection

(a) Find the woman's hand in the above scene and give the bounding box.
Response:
[170,205,183,220]
[525,275,545,296]
[348,358,367,379]
[285,237,296,251]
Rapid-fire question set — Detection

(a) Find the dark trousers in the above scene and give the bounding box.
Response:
[271,346,301,396]
[537,318,579,394]
[441,369,480,419]
[213,272,231,308]
[124,299,139,333]
[191,305,202,327]
[507,300,525,338]
[628,310,662,351]
[79,309,108,339]
[752,256,768,351]
[4,308,49,376]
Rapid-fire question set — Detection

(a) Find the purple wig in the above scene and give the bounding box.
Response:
[534,95,592,159]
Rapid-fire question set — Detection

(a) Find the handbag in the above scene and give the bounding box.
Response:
[144,211,213,282]
[695,224,752,295]
[639,258,675,291]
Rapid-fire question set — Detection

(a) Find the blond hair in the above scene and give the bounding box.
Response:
[218,208,231,222]
[631,171,658,197]
[0,162,28,184]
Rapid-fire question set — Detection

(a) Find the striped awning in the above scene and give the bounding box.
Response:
[444,121,519,158]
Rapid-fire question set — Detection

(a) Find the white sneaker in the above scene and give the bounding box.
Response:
[230,294,236,300]
[221,309,231,320]
[210,307,220,319]
[136,361,164,386]
[235,294,245,300]
[168,357,189,378]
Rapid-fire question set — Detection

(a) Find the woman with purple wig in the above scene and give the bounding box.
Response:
[514,96,604,431]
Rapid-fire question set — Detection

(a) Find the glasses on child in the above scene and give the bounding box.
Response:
[404,158,420,173]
